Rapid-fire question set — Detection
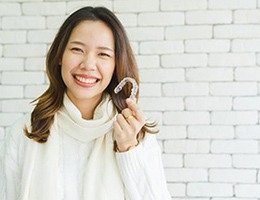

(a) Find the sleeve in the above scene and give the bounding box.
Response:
[0,117,26,200]
[115,134,171,200]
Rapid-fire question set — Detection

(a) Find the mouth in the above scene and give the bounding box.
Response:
[73,75,100,86]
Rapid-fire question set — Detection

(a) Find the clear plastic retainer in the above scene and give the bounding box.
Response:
[114,77,138,100]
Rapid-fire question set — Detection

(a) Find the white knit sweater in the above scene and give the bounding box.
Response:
[0,97,171,200]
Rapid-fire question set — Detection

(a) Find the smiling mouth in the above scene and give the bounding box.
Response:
[74,75,99,84]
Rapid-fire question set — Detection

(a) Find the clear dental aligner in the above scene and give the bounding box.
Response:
[114,77,138,100]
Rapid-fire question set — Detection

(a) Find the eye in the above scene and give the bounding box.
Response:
[99,52,111,57]
[71,47,84,53]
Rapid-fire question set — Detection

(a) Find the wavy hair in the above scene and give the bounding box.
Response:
[25,6,157,143]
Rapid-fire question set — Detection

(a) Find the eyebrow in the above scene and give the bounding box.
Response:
[70,41,114,52]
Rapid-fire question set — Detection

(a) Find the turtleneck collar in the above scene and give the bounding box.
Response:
[56,93,117,142]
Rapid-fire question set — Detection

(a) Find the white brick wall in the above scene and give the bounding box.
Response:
[1,1,260,199]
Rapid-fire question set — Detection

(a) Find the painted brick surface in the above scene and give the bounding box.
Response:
[1,1,260,199]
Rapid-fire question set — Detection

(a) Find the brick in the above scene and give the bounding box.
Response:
[186,11,232,24]
[165,168,207,182]
[67,1,112,15]
[257,53,260,65]
[163,112,210,125]
[145,111,163,125]
[210,169,256,183]
[136,55,160,69]
[210,82,257,96]
[166,26,212,39]
[0,58,24,71]
[212,199,254,200]
[140,41,184,54]
[211,140,258,153]
[0,3,21,16]
[167,183,185,197]
[188,125,234,139]
[235,184,260,197]
[24,85,48,98]
[0,113,23,126]
[126,27,164,41]
[114,0,159,12]
[138,12,184,26]
[186,40,230,53]
[234,97,260,110]
[2,16,45,30]
[186,68,233,81]
[161,0,207,11]
[162,54,208,68]
[139,97,183,111]
[232,39,260,52]
[2,99,33,113]
[236,126,260,139]
[0,45,2,56]
[209,0,256,9]
[214,25,260,39]
[163,83,209,96]
[25,58,46,71]
[187,183,233,197]
[235,68,260,81]
[115,14,137,27]
[139,83,161,97]
[164,140,209,153]
[185,154,232,168]
[2,72,45,85]
[140,69,184,83]
[0,128,4,140]
[22,2,66,15]
[211,111,258,125]
[130,42,138,55]
[4,44,47,57]
[185,97,232,110]
[233,155,260,168]
[0,31,26,44]
[209,53,255,67]
[234,10,260,24]
[1,0,42,2]
[162,154,183,167]
[176,198,210,200]
[46,16,66,29]
[28,30,56,43]
[0,86,23,99]
[157,126,187,139]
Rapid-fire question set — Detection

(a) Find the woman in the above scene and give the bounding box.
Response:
[1,6,171,200]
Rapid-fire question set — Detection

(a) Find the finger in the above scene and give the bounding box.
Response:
[116,114,132,132]
[125,115,142,133]
[121,108,133,119]
[113,120,122,132]
[126,98,146,124]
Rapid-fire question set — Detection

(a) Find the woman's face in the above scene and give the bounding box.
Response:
[61,20,115,105]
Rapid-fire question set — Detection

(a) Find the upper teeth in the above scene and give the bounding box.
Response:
[75,76,97,84]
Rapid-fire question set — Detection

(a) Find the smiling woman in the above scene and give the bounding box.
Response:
[1,6,171,200]
[61,20,115,119]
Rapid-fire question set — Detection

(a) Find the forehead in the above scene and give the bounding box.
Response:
[68,20,114,46]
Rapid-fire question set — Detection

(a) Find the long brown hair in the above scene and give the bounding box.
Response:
[25,6,157,143]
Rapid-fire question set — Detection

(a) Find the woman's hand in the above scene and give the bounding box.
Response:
[113,98,146,152]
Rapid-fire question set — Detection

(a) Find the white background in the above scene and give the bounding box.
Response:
[1,0,260,199]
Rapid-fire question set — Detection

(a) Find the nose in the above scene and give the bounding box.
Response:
[80,54,96,71]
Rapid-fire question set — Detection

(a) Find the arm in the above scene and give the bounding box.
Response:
[113,98,171,200]
[115,134,171,200]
